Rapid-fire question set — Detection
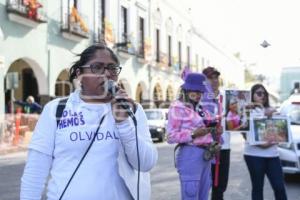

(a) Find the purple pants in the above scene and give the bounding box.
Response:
[176,145,212,200]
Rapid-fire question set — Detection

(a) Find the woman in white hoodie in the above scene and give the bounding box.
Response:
[20,43,157,200]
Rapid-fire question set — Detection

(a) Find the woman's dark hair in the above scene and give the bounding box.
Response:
[69,43,119,82]
[251,83,270,108]
[178,88,189,103]
[178,88,198,110]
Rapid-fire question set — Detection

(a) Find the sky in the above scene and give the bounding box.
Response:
[187,0,300,87]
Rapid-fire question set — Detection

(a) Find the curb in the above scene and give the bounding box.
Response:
[0,146,28,155]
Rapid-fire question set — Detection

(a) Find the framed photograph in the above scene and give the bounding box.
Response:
[225,90,251,131]
[249,115,291,145]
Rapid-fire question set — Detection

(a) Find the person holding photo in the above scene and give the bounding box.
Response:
[244,83,287,200]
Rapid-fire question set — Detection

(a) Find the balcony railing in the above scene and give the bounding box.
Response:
[116,33,137,56]
[6,0,47,23]
[61,11,89,39]
[117,33,130,52]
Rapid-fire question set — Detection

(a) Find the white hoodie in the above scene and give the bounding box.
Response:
[21,90,158,200]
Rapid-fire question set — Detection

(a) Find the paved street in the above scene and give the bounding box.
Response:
[1,134,300,200]
[0,152,27,200]
[151,134,300,200]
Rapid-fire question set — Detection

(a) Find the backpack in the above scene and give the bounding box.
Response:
[56,97,69,127]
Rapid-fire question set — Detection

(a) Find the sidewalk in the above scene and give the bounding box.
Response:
[0,113,37,156]
[0,144,28,155]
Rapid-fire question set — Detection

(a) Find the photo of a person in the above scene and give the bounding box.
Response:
[226,98,241,130]
[252,117,289,144]
[225,90,250,131]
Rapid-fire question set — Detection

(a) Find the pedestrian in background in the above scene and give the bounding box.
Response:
[20,43,157,200]
[202,66,230,200]
[244,83,287,200]
[167,72,221,200]
[14,95,42,114]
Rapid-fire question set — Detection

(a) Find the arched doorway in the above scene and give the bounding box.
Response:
[55,69,72,97]
[153,83,163,108]
[136,83,143,103]
[5,59,39,113]
[165,85,174,108]
[166,85,174,101]
[135,81,149,108]
[157,85,174,108]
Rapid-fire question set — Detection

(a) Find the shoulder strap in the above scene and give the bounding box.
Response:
[133,103,137,114]
[59,114,106,200]
[56,97,69,127]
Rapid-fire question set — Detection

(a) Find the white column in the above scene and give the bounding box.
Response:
[0,56,5,141]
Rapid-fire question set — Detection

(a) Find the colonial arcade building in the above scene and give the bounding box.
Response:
[0,0,244,118]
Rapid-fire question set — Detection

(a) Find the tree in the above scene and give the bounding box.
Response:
[245,68,256,83]
[255,74,266,83]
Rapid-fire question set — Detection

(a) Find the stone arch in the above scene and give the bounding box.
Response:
[55,69,72,97]
[135,81,147,103]
[4,58,47,112]
[157,85,174,108]
[153,83,163,108]
[166,85,174,101]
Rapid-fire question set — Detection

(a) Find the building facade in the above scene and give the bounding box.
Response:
[0,0,244,116]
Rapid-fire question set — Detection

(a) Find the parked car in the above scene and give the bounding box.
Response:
[145,109,168,142]
[278,93,300,174]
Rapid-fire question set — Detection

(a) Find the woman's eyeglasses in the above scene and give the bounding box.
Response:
[82,62,122,75]
[255,91,265,97]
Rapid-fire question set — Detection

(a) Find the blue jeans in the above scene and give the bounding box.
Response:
[244,155,287,200]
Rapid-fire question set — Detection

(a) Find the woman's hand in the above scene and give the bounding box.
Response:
[111,88,135,122]
[265,108,277,117]
[256,142,275,148]
[245,102,263,109]
[236,121,248,130]
[191,127,210,139]
[216,125,223,135]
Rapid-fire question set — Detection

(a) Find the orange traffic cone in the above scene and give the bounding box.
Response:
[12,108,22,146]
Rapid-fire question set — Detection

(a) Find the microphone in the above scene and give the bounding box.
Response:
[107,81,139,199]
[107,80,135,119]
